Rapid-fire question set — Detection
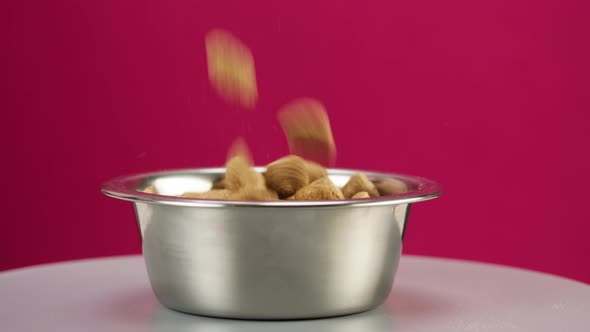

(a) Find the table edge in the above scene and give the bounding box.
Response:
[1,254,588,288]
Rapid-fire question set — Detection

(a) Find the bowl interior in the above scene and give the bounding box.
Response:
[102,168,441,208]
[144,168,415,197]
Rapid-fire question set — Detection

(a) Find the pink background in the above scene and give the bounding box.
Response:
[2,1,589,283]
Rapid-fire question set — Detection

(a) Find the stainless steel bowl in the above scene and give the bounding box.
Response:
[102,168,441,320]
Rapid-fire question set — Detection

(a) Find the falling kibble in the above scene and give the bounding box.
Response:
[170,30,411,202]
[205,29,258,108]
[277,98,337,166]
[304,160,328,183]
[224,138,265,191]
[227,136,254,166]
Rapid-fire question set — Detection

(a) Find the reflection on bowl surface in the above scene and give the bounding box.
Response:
[150,305,394,332]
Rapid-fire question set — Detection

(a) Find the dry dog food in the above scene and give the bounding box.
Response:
[277,98,336,167]
[205,29,258,108]
[154,146,407,201]
[140,29,409,200]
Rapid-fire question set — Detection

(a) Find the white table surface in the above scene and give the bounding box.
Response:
[1,255,589,331]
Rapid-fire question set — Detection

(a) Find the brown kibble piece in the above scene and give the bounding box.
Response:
[265,155,310,199]
[222,137,264,191]
[352,191,370,199]
[227,136,253,166]
[277,98,336,166]
[142,185,157,194]
[252,172,266,188]
[205,29,258,108]
[224,155,249,190]
[293,177,344,201]
[375,178,408,195]
[342,173,380,198]
[305,160,328,183]
[181,189,234,200]
[224,155,264,191]
[294,186,342,200]
[222,137,272,201]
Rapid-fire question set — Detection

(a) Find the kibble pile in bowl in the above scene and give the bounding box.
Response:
[143,154,408,201]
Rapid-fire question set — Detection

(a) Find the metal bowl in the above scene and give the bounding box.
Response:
[102,168,441,320]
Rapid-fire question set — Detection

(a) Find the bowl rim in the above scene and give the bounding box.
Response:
[101,167,442,208]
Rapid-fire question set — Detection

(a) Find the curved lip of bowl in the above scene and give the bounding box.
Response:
[101,167,442,208]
